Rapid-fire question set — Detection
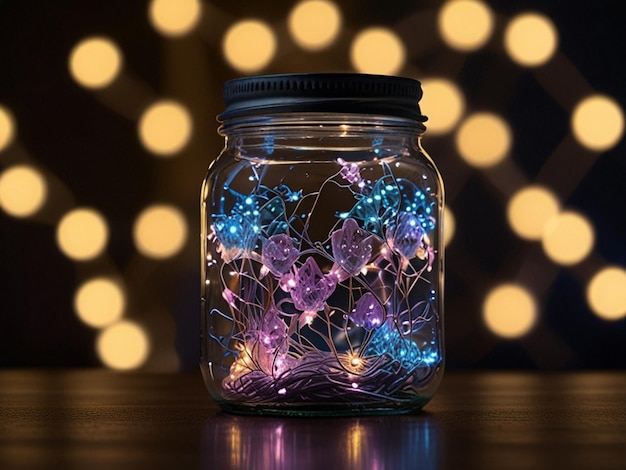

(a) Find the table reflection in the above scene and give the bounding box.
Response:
[202,412,440,470]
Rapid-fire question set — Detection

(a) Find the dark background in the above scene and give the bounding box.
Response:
[0,0,624,370]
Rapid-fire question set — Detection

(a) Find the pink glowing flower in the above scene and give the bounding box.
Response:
[387,212,424,259]
[289,257,336,313]
[349,292,385,330]
[261,234,300,277]
[337,158,362,185]
[331,218,374,276]
[260,306,288,350]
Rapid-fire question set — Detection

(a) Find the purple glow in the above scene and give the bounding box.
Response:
[261,234,300,277]
[350,292,385,330]
[331,218,374,276]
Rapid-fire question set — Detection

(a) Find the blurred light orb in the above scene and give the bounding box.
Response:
[288,0,342,51]
[420,78,465,134]
[56,208,109,261]
[97,320,150,370]
[133,204,187,259]
[138,100,193,157]
[455,112,511,167]
[587,267,626,321]
[542,211,594,266]
[0,165,47,218]
[507,185,560,240]
[483,284,537,338]
[149,0,202,37]
[438,0,494,51]
[571,95,624,151]
[443,205,455,246]
[74,277,125,328]
[223,19,277,72]
[0,105,16,152]
[350,27,405,75]
[504,13,558,67]
[69,37,122,89]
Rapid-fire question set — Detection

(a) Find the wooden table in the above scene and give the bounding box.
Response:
[1,370,625,469]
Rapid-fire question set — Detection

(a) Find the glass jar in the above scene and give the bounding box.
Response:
[201,73,444,416]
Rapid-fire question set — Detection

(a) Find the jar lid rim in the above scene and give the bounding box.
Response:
[218,73,427,122]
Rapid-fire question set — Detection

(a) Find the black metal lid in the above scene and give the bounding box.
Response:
[218,73,427,122]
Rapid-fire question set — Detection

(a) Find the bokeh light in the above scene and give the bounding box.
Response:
[97,320,150,370]
[74,277,125,328]
[148,0,202,37]
[0,104,16,152]
[288,0,342,51]
[133,204,188,259]
[586,267,626,321]
[571,95,624,151]
[483,284,537,338]
[56,208,109,261]
[138,100,193,157]
[437,0,494,51]
[542,211,594,266]
[222,19,277,73]
[0,165,47,218]
[443,205,455,247]
[455,112,511,167]
[68,37,123,89]
[504,13,558,67]
[420,78,465,134]
[507,185,560,240]
[350,27,405,75]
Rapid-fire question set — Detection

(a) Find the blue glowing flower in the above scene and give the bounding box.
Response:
[212,213,260,263]
[365,324,422,370]
[331,218,374,276]
[289,257,336,313]
[261,234,300,277]
[387,212,424,259]
[349,292,385,330]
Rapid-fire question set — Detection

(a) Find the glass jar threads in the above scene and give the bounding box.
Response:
[201,73,444,416]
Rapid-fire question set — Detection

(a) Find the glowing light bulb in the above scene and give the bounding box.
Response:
[542,211,594,266]
[587,267,626,321]
[0,104,16,152]
[420,78,465,134]
[149,0,202,37]
[350,27,405,75]
[507,186,560,240]
[483,284,537,338]
[97,320,150,370]
[74,277,125,328]
[504,13,558,67]
[0,165,47,218]
[138,100,193,157]
[455,112,511,167]
[222,20,276,73]
[572,95,624,151]
[288,0,342,51]
[69,37,123,89]
[56,208,109,261]
[133,204,188,259]
[438,0,494,51]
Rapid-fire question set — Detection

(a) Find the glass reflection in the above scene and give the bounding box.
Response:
[202,412,439,470]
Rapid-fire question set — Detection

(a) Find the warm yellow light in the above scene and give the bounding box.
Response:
[507,185,560,240]
[74,277,125,328]
[443,206,455,246]
[420,78,465,134]
[133,204,188,259]
[68,37,122,89]
[56,208,109,261]
[542,211,594,266]
[586,267,626,321]
[350,27,405,75]
[483,284,537,338]
[138,100,193,157]
[0,105,16,152]
[288,0,342,51]
[438,0,494,51]
[223,20,277,73]
[0,165,47,218]
[455,112,511,167]
[148,0,202,37]
[97,320,150,370]
[571,95,624,151]
[504,13,558,67]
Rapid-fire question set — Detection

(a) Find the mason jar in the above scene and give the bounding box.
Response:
[200,73,444,416]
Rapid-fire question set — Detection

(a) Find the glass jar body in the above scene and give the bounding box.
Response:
[201,115,444,416]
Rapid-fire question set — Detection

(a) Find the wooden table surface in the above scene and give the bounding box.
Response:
[1,369,625,469]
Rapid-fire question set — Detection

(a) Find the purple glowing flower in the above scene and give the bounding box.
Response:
[260,306,288,350]
[337,158,362,185]
[289,257,336,313]
[331,218,374,276]
[387,212,424,259]
[261,234,300,277]
[349,292,385,330]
